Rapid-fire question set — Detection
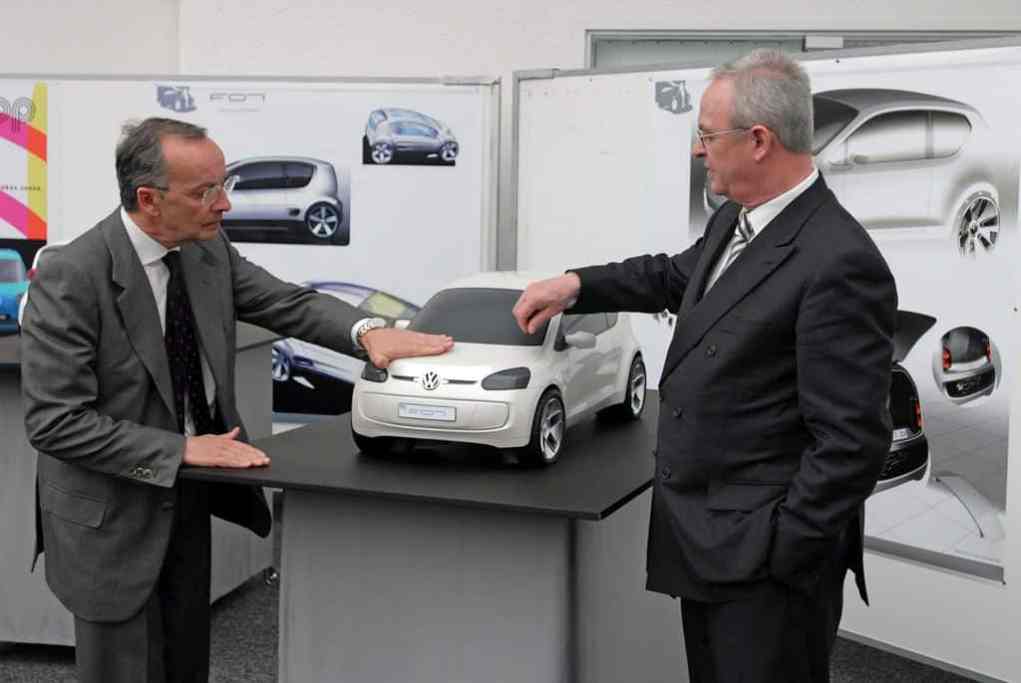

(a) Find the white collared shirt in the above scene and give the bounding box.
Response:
[120,207,216,436]
[705,167,819,289]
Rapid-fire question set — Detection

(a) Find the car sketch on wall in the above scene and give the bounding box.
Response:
[221,156,349,245]
[931,326,1000,405]
[273,282,420,416]
[877,310,937,493]
[351,272,646,465]
[654,80,692,114]
[692,89,1008,256]
[0,249,28,335]
[362,108,459,166]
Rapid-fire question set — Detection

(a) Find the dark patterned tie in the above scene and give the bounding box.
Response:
[163,251,214,435]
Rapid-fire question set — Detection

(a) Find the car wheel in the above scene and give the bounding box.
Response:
[440,141,458,164]
[305,202,341,240]
[599,354,647,421]
[955,190,999,256]
[371,142,394,164]
[352,428,396,456]
[519,388,566,466]
[271,346,291,382]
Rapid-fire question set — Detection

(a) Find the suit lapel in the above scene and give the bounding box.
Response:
[679,202,740,315]
[660,177,831,385]
[180,242,229,401]
[104,212,177,419]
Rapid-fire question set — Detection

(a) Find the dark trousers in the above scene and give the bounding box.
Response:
[680,557,847,683]
[74,480,212,683]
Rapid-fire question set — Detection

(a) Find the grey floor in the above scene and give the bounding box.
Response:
[0,574,979,682]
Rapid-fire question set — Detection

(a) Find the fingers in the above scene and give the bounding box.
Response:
[183,434,271,468]
[222,426,241,440]
[363,329,454,368]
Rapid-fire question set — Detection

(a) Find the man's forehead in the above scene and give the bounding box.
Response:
[162,136,225,184]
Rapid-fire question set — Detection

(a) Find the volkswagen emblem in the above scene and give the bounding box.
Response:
[421,371,441,391]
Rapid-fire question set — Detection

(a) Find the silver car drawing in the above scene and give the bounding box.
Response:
[221,156,348,245]
[363,108,459,165]
[695,89,1010,256]
[931,326,999,405]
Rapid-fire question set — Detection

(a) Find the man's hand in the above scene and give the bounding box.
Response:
[360,328,454,369]
[512,273,581,334]
[183,427,270,468]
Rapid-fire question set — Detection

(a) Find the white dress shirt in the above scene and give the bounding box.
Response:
[120,208,217,437]
[705,167,819,290]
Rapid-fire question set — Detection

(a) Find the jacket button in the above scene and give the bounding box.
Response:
[672,408,682,418]
[661,465,672,480]
[705,344,717,357]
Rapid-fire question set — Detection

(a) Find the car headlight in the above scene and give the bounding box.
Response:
[481,367,530,390]
[361,363,388,383]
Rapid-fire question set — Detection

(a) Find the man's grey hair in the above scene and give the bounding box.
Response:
[116,117,208,211]
[711,49,813,154]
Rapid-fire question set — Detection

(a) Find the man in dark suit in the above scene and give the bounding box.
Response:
[513,50,897,682]
[21,117,453,682]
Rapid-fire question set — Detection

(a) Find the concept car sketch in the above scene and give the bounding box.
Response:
[351,272,645,465]
[363,108,459,165]
[933,326,998,405]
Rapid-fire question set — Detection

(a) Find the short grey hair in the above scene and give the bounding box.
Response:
[116,117,208,210]
[711,49,813,154]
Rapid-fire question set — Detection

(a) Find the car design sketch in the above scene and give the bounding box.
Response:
[878,310,937,493]
[156,85,196,113]
[0,248,28,335]
[221,156,348,245]
[932,326,999,405]
[363,108,459,165]
[273,282,420,415]
[655,80,692,114]
[694,89,1008,256]
[351,272,646,465]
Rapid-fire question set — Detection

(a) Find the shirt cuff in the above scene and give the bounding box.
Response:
[351,318,373,349]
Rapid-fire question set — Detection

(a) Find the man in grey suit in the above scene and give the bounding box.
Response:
[21,117,452,682]
[513,50,897,682]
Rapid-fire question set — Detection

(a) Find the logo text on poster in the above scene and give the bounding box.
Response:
[156,85,197,113]
[0,97,37,131]
[210,92,267,111]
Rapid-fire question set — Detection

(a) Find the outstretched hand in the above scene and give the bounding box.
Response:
[512,272,581,334]
[360,327,454,369]
[183,427,270,468]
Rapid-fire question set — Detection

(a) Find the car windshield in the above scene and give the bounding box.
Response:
[360,291,418,320]
[944,328,989,362]
[813,97,858,154]
[410,287,548,346]
[0,259,26,282]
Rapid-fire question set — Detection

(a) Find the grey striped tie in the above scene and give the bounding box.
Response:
[724,208,753,269]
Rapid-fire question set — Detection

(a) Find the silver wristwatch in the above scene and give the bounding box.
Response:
[354,317,387,349]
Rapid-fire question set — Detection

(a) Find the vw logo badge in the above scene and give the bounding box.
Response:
[421,371,441,391]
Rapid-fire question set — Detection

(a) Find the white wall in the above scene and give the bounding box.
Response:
[0,0,178,74]
[177,0,1021,266]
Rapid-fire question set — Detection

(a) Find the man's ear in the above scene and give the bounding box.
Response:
[135,187,162,217]
[749,125,773,162]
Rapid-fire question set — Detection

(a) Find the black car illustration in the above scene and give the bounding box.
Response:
[876,310,936,493]
[932,326,998,405]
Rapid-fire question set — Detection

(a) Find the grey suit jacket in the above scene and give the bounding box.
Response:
[21,209,364,622]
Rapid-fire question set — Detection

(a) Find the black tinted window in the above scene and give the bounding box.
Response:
[232,162,288,190]
[562,313,608,337]
[410,288,547,346]
[285,162,314,188]
[813,97,858,154]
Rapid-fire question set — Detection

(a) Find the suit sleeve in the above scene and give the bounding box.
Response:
[21,256,185,487]
[223,234,364,356]
[768,241,897,589]
[569,241,704,315]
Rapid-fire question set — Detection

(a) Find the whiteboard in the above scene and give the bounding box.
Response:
[515,38,1021,682]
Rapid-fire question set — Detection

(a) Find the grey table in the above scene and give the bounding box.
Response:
[182,396,685,683]
[0,323,278,646]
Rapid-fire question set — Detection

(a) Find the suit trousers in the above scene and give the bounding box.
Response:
[679,542,848,683]
[74,480,212,683]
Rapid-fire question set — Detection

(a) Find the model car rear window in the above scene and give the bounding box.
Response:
[410,288,548,346]
[360,291,418,320]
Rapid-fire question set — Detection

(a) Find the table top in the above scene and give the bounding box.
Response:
[181,394,660,521]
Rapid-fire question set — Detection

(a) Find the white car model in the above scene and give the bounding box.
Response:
[351,272,646,465]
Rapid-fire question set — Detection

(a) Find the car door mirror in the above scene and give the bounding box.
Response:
[564,331,596,349]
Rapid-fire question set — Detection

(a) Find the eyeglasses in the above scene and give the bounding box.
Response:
[695,127,750,147]
[152,174,239,207]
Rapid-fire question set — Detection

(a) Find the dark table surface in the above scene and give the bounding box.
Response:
[182,394,660,520]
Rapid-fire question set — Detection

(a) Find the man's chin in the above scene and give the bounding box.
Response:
[199,222,221,239]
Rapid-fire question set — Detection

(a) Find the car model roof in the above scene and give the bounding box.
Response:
[227,156,330,166]
[815,88,976,114]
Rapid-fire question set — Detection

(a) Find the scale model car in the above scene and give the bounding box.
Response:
[350,272,646,465]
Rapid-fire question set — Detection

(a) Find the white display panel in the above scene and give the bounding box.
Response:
[515,39,1021,681]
